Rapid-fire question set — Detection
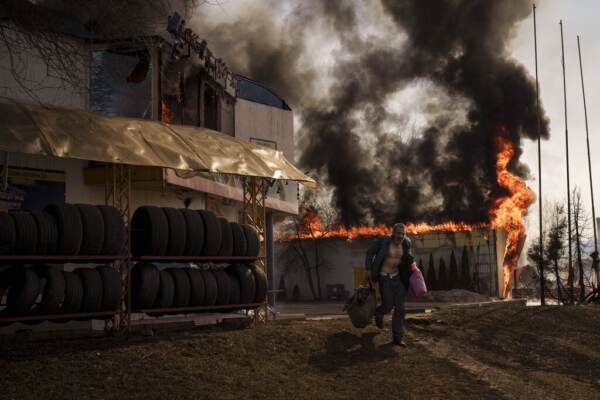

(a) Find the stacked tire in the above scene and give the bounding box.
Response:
[0,204,126,257]
[130,263,267,314]
[131,207,261,260]
[0,265,121,324]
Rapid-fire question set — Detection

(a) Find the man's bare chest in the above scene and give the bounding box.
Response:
[387,242,403,259]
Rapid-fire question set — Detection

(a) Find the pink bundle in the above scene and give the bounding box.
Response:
[408,262,427,297]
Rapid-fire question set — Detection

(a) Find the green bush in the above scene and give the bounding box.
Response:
[449,250,459,289]
[438,258,448,290]
[426,253,437,290]
[460,246,471,290]
[292,284,301,301]
[277,275,287,301]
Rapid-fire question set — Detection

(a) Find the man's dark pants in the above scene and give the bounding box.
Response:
[375,275,406,341]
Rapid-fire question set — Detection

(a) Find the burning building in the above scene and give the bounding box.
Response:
[275,226,509,301]
[275,209,521,301]
[275,126,533,300]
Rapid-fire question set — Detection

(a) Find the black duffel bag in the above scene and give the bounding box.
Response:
[343,282,376,328]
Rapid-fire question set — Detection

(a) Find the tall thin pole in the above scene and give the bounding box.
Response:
[534,4,545,305]
[560,20,574,303]
[577,36,600,289]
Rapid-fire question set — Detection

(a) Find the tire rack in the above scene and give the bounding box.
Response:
[102,165,274,332]
[0,255,122,325]
[0,167,273,331]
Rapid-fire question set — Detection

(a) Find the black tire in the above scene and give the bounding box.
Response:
[226,270,241,305]
[57,271,84,317]
[32,265,65,315]
[229,264,256,304]
[242,224,260,257]
[198,210,221,256]
[31,211,58,255]
[200,269,217,306]
[230,222,247,257]
[131,262,160,309]
[0,212,16,255]
[168,268,191,308]
[186,268,205,306]
[75,204,105,256]
[131,206,169,256]
[164,207,186,256]
[45,203,83,255]
[0,267,11,326]
[217,218,234,257]
[74,268,103,313]
[10,212,38,255]
[212,269,230,305]
[96,265,121,312]
[2,267,40,315]
[152,270,175,310]
[180,209,205,256]
[252,265,268,303]
[97,205,126,256]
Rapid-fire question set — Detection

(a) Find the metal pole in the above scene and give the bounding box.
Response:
[534,4,545,305]
[266,210,275,309]
[1,152,8,191]
[576,36,600,288]
[560,20,574,303]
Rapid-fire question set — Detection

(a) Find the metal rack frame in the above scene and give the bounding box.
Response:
[105,163,132,332]
[0,311,117,324]
[132,302,263,315]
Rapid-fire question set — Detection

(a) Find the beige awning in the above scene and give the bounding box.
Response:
[0,97,316,187]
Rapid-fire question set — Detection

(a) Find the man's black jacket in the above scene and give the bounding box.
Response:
[364,235,413,288]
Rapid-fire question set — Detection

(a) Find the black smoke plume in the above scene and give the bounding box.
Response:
[192,0,550,226]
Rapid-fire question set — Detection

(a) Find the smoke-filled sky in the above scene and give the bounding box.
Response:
[191,0,600,240]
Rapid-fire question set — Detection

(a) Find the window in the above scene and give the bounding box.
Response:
[203,83,219,131]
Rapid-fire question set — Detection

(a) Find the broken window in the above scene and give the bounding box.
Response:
[202,82,219,131]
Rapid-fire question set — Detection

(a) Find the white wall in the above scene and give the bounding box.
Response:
[274,229,502,301]
[234,98,298,215]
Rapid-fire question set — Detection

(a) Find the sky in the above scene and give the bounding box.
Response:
[511,0,600,247]
[194,0,600,248]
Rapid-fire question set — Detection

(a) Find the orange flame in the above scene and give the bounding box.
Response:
[280,209,487,242]
[489,131,534,297]
[161,99,172,124]
[279,129,533,299]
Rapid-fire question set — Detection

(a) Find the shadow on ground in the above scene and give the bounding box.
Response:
[309,330,396,372]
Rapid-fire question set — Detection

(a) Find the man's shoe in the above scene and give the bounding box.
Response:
[375,315,384,329]
[393,339,407,347]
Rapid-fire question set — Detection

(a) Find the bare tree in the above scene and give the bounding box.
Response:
[570,188,594,302]
[540,202,568,304]
[526,240,545,293]
[530,192,596,305]
[0,0,196,102]
[277,198,337,301]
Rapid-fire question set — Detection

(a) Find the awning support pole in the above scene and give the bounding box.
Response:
[242,176,274,324]
[104,163,132,333]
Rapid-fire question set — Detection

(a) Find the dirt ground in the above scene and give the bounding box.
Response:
[1,305,599,400]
